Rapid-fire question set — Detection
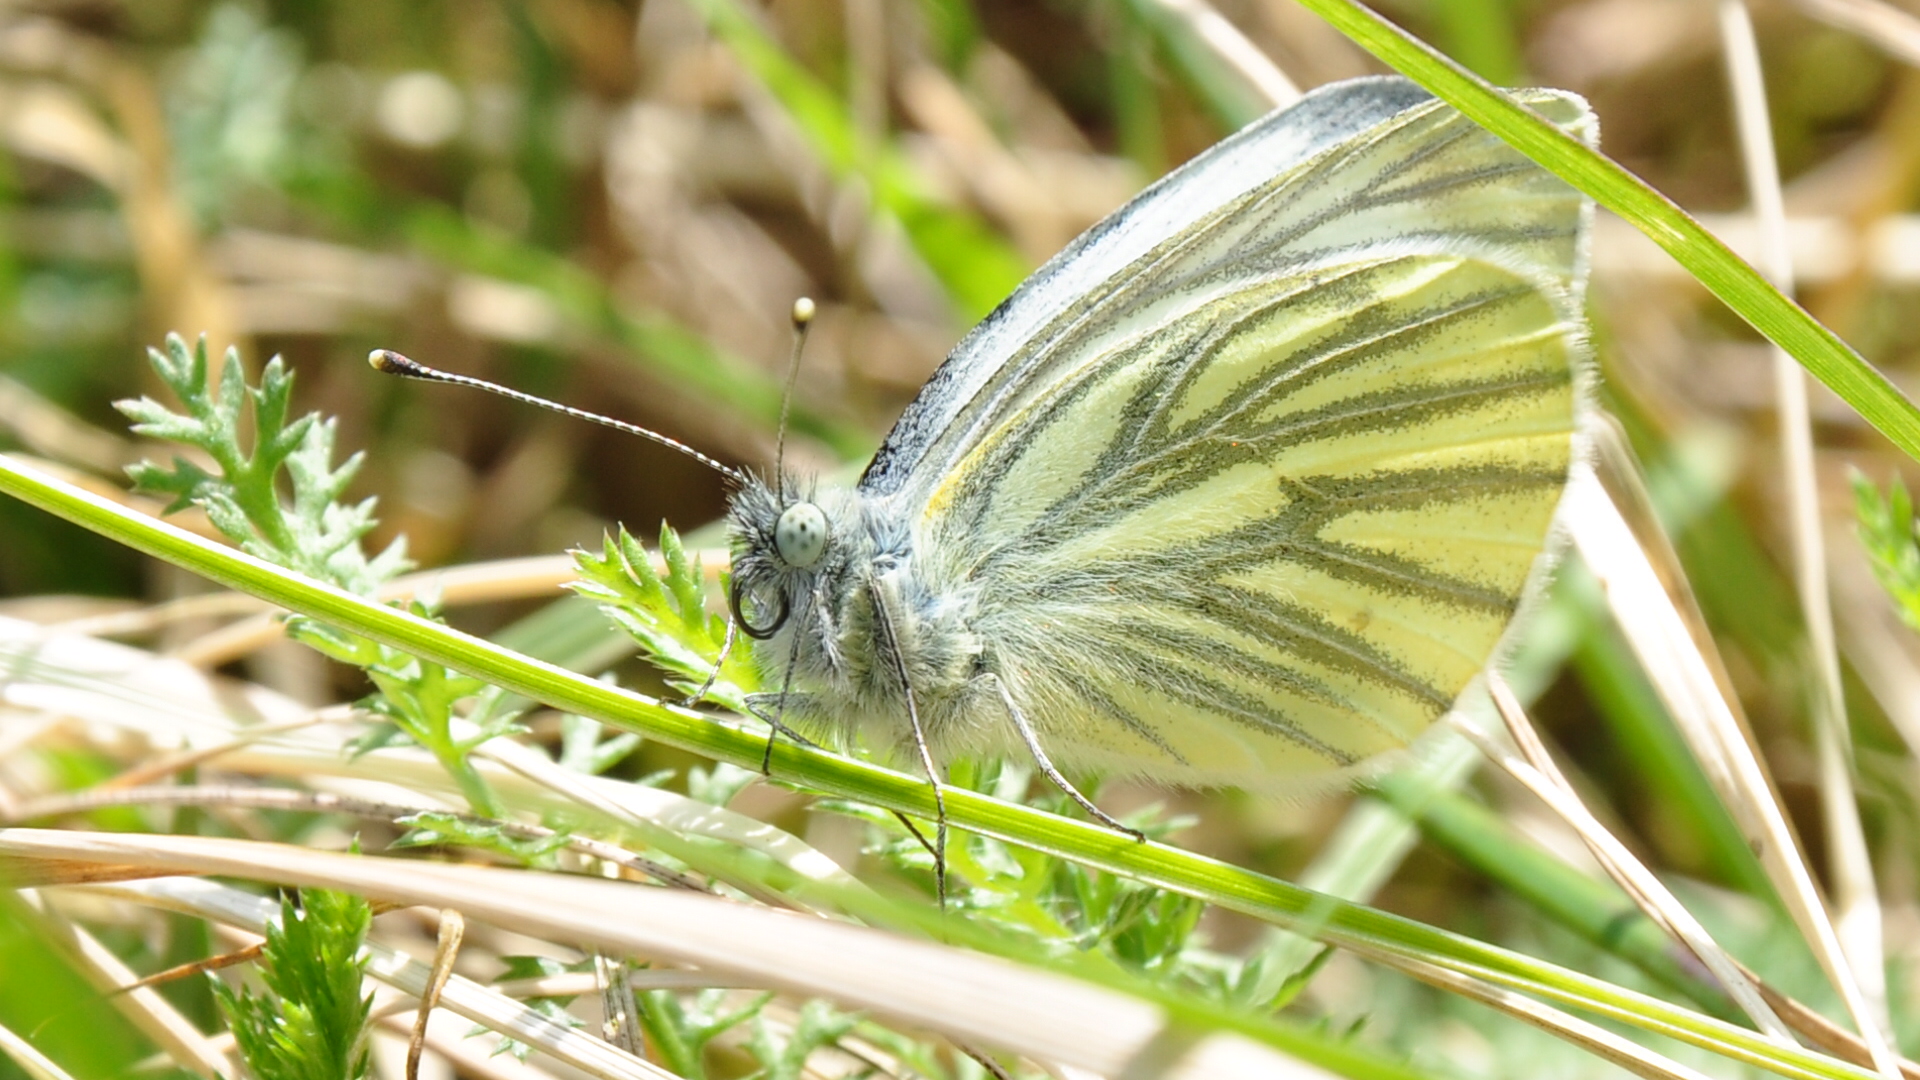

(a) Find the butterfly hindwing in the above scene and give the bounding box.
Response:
[907,88,1593,787]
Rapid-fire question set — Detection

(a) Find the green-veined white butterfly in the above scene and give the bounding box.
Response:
[379,75,1596,838]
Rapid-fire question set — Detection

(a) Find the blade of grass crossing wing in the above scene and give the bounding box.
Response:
[1289,0,1920,463]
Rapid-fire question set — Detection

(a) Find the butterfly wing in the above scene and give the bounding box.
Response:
[860,76,1438,499]
[890,82,1595,786]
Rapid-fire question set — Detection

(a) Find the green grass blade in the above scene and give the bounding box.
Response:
[0,455,1885,1080]
[1114,0,1273,131]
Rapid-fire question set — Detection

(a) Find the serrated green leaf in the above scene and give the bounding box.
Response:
[1852,469,1920,630]
[117,337,509,816]
[749,998,859,1080]
[570,525,754,708]
[213,890,372,1080]
[559,713,642,775]
[659,521,709,638]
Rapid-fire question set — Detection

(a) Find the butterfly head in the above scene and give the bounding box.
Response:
[726,473,856,641]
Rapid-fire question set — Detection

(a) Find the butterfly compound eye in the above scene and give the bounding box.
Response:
[774,502,828,568]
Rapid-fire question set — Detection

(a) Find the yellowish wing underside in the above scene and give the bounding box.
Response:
[922,253,1578,787]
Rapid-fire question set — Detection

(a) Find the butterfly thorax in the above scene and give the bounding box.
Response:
[728,475,988,756]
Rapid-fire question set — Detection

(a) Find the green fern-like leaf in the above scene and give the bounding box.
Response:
[637,986,772,1079]
[118,335,511,816]
[748,998,859,1080]
[569,523,756,709]
[117,333,405,594]
[390,811,570,866]
[212,890,373,1080]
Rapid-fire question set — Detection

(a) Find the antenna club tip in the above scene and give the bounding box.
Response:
[790,297,816,327]
[369,349,422,377]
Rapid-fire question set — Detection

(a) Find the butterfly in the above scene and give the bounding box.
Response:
[378,75,1595,843]
[725,76,1595,824]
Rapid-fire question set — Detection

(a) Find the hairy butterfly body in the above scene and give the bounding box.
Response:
[725,76,1596,794]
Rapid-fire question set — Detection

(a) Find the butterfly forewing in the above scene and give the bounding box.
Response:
[881,89,1592,509]
[909,90,1592,787]
[860,77,1439,499]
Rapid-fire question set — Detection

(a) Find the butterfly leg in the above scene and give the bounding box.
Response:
[675,614,739,708]
[741,633,824,772]
[988,675,1146,842]
[740,696,821,747]
[744,592,823,773]
[867,575,951,907]
[899,677,950,907]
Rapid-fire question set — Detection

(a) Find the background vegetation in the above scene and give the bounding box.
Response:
[1,1,1918,1079]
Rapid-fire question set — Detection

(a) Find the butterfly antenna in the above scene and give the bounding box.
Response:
[773,297,815,495]
[369,350,745,484]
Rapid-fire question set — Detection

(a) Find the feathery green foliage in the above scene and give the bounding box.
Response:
[118,334,406,594]
[115,334,511,816]
[1853,470,1920,630]
[211,890,372,1080]
[389,811,571,866]
[570,524,756,711]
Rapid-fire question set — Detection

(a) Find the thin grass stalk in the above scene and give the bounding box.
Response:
[371,1011,562,1080]
[1387,955,1719,1080]
[1778,0,1920,65]
[1471,676,1791,1040]
[80,879,677,1080]
[11,785,699,891]
[37,554,582,664]
[408,910,465,1080]
[1245,597,1595,1004]
[1128,0,1300,113]
[1239,731,1483,1000]
[13,891,233,1080]
[1719,0,1894,1059]
[0,1021,78,1080]
[1565,478,1901,1078]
